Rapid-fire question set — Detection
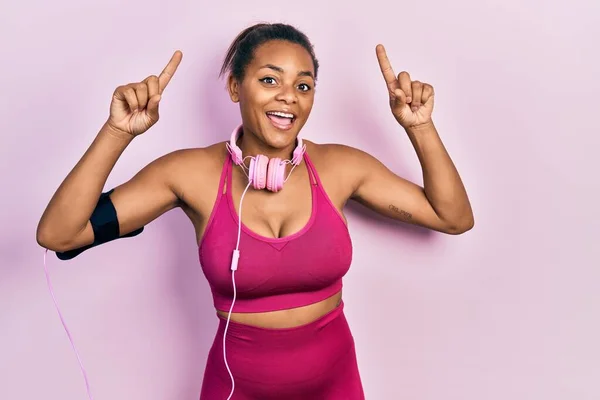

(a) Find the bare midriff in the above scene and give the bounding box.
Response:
[216,290,343,329]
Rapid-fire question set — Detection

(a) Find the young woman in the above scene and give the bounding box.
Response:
[37,23,473,400]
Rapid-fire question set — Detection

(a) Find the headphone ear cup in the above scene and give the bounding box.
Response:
[249,157,256,183]
[267,157,285,192]
[292,138,304,165]
[229,125,244,165]
[252,155,269,190]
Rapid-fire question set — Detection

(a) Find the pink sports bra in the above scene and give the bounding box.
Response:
[198,152,353,313]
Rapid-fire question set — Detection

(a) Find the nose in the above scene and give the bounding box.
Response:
[274,84,297,104]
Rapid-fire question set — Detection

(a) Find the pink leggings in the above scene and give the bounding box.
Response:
[199,300,365,399]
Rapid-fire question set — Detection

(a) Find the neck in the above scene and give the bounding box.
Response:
[237,127,299,163]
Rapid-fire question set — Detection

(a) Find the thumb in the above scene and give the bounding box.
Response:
[392,89,407,108]
[146,94,161,121]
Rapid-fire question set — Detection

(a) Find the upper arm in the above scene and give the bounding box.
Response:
[108,150,185,235]
[67,149,188,250]
[336,145,452,233]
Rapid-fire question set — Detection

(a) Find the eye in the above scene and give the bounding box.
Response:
[298,83,312,92]
[259,77,277,85]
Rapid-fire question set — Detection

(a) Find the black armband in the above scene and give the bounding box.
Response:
[56,189,144,260]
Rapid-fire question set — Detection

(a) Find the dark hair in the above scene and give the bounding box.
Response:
[219,23,320,82]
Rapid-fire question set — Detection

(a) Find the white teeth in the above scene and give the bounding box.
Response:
[267,111,294,119]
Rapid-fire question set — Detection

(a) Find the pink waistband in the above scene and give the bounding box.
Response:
[216,300,345,343]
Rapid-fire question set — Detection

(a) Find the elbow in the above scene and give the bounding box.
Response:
[444,216,475,235]
[36,223,51,249]
[36,228,56,251]
[36,224,72,252]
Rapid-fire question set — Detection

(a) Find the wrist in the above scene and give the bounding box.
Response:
[101,121,136,144]
[405,120,436,134]
[404,120,440,153]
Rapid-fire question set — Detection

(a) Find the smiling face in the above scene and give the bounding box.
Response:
[227,40,316,151]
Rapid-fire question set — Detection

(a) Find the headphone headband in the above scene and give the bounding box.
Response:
[228,124,304,166]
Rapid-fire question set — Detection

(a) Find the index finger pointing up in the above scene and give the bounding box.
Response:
[376,44,399,94]
[159,50,183,93]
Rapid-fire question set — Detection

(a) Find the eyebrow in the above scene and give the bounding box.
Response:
[260,64,314,79]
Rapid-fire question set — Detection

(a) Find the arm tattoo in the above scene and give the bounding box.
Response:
[388,204,412,220]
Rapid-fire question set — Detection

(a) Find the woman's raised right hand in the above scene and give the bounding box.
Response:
[107,50,183,137]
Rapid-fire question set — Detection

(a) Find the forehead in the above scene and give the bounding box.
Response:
[248,40,314,75]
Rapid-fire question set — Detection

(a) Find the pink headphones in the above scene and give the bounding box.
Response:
[227,124,305,193]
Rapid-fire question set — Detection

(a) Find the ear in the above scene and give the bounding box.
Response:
[227,75,240,103]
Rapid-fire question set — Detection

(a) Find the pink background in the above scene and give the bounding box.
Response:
[1,0,599,399]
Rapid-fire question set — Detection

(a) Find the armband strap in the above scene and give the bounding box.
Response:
[56,189,144,260]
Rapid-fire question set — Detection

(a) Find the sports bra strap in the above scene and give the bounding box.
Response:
[216,154,231,196]
[303,153,321,187]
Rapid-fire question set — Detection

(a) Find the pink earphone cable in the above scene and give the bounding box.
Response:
[43,249,94,400]
[43,134,303,400]
[224,178,252,400]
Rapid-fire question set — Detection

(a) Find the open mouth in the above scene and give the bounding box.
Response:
[266,111,296,131]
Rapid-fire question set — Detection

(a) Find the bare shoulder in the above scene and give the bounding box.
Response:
[303,140,373,204]
[304,140,374,165]
[304,140,375,184]
[161,142,228,204]
[160,142,226,176]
